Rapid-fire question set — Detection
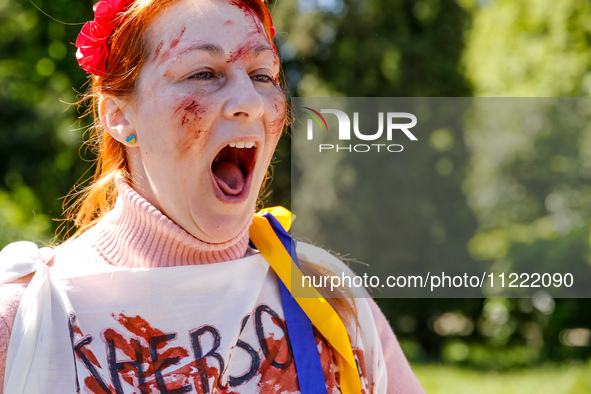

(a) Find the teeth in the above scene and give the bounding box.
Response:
[228,141,256,149]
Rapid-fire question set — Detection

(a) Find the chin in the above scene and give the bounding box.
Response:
[191,205,253,244]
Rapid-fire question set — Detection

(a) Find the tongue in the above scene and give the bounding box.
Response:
[212,161,245,196]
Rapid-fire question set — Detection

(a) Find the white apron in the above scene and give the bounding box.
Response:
[0,241,384,393]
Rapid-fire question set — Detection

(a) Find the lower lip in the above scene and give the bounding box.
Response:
[209,167,254,204]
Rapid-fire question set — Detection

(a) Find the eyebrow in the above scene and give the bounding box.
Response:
[182,43,276,58]
[188,43,224,56]
[250,44,276,57]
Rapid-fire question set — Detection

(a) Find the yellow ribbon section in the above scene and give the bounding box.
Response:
[250,207,361,394]
[256,206,294,231]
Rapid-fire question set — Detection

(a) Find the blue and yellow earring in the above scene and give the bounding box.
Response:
[125,135,136,145]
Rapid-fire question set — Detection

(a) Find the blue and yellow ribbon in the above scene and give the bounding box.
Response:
[250,207,361,394]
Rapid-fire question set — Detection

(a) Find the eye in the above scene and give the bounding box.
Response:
[251,72,277,84]
[189,70,216,80]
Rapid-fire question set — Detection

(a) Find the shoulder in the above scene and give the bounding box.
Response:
[295,242,426,393]
[0,255,29,392]
[4,230,109,276]
[295,241,368,298]
[294,243,384,381]
[0,241,56,285]
[295,241,359,279]
[0,240,56,337]
[0,241,56,392]
[0,283,26,340]
[0,241,54,266]
[0,240,53,334]
[0,285,26,392]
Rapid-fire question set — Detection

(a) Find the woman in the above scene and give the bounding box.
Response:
[0,0,425,392]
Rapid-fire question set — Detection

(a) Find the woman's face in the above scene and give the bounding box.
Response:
[119,0,285,243]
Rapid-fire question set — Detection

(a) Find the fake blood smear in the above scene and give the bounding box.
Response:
[156,27,187,65]
[79,307,370,393]
[170,27,186,49]
[181,100,204,126]
[84,376,114,393]
[256,333,299,393]
[94,314,192,393]
[230,1,261,33]
[227,40,258,64]
[154,41,164,60]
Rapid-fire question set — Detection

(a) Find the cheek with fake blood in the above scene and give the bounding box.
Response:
[168,98,209,155]
[179,129,207,155]
[174,98,207,127]
[267,98,287,135]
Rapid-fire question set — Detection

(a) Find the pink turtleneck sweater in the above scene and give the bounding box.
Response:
[0,176,424,393]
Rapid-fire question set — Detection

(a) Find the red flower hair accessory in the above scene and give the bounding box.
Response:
[75,0,134,76]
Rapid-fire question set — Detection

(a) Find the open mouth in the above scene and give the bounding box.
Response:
[211,141,257,199]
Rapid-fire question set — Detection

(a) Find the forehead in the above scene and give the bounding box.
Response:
[147,0,267,50]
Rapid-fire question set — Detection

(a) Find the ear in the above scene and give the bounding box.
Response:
[99,95,138,147]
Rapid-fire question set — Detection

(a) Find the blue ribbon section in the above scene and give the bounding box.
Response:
[259,213,328,394]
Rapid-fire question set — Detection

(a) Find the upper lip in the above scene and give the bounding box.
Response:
[210,136,262,163]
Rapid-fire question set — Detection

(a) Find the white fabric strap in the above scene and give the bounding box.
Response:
[0,241,54,284]
[0,241,58,393]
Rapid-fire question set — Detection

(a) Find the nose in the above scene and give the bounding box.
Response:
[222,71,265,121]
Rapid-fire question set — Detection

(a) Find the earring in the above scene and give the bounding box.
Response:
[126,135,136,145]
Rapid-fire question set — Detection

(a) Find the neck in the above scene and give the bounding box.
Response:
[87,173,251,268]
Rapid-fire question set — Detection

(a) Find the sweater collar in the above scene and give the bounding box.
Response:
[87,173,251,268]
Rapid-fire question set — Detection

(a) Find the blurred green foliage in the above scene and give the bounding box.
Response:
[0,0,93,243]
[1,0,591,373]
[463,0,591,97]
[414,361,591,393]
[274,0,470,97]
